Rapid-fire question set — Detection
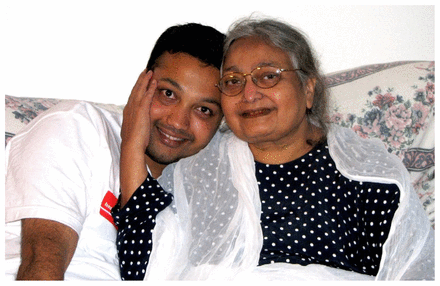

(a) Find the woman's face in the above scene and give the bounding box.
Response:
[221,36,315,148]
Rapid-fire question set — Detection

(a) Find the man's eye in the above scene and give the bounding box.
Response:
[156,89,178,105]
[197,106,213,116]
[161,89,175,98]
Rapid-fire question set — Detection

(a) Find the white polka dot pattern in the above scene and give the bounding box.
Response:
[112,174,173,280]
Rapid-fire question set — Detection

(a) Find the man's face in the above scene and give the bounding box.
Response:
[145,52,223,167]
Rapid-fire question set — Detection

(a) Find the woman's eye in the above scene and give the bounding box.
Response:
[227,78,241,85]
[262,72,279,80]
[223,76,243,87]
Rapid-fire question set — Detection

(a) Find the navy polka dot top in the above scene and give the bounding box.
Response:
[255,141,400,275]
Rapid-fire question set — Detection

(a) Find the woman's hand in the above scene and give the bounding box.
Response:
[120,70,157,207]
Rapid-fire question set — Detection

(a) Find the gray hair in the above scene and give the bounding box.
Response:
[224,16,329,135]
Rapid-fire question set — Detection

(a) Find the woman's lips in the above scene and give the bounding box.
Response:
[241,108,272,118]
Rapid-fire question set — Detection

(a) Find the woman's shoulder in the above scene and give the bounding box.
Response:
[327,125,410,189]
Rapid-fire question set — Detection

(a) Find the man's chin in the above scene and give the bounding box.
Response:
[144,149,180,166]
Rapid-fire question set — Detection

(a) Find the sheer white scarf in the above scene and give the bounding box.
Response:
[149,125,434,280]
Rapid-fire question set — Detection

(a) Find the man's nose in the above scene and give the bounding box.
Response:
[166,106,190,130]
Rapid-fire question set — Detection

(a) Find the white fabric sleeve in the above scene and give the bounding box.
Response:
[327,126,435,280]
[5,101,103,235]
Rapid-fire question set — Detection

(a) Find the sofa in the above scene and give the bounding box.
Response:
[5,60,435,230]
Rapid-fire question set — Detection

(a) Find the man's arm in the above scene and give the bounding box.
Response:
[16,218,79,280]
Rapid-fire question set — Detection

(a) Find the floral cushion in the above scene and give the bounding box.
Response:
[5,96,61,146]
[326,61,435,227]
[4,61,435,228]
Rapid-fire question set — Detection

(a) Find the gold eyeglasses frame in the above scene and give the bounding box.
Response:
[216,66,301,96]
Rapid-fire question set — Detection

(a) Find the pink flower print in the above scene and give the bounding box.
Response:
[388,128,406,148]
[353,125,369,139]
[426,81,434,93]
[412,102,430,134]
[5,97,22,109]
[412,123,423,135]
[385,104,412,131]
[330,112,343,124]
[413,102,429,122]
[426,82,435,105]
[363,118,382,135]
[373,93,395,109]
[426,92,434,105]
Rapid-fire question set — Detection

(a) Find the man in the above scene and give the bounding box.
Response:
[4,23,225,280]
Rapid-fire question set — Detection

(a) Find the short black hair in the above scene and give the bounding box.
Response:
[146,23,225,70]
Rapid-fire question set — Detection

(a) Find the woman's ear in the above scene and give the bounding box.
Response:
[305,77,316,110]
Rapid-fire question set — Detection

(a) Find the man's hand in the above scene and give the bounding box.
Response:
[16,219,79,280]
[120,70,157,206]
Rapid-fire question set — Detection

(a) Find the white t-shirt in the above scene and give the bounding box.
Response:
[5,101,123,280]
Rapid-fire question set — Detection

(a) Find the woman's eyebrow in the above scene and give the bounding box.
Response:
[222,65,239,73]
[222,62,279,74]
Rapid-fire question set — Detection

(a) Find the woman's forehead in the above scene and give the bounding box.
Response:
[223,38,292,72]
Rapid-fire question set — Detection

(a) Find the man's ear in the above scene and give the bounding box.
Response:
[305,77,316,110]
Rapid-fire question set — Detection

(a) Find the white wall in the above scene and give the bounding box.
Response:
[3,1,435,104]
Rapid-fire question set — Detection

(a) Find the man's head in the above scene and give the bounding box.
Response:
[144,23,225,170]
[146,23,224,71]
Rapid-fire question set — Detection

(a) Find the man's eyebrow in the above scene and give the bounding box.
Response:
[158,77,183,91]
[202,98,221,109]
[158,78,221,108]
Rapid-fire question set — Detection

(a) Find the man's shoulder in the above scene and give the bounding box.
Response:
[7,100,123,161]
[40,100,123,121]
[14,100,122,138]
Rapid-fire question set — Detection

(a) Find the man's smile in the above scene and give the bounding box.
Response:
[156,125,192,148]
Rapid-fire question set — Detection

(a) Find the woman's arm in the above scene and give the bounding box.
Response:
[112,174,173,280]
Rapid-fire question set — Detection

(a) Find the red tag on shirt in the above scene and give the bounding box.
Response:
[100,191,118,229]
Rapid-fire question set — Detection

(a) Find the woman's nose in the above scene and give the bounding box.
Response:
[242,76,263,102]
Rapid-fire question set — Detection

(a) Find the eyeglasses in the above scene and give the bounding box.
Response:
[216,66,300,97]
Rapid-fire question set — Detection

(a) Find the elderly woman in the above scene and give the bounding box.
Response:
[114,17,434,280]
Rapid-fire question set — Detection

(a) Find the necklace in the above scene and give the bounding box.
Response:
[251,141,305,165]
